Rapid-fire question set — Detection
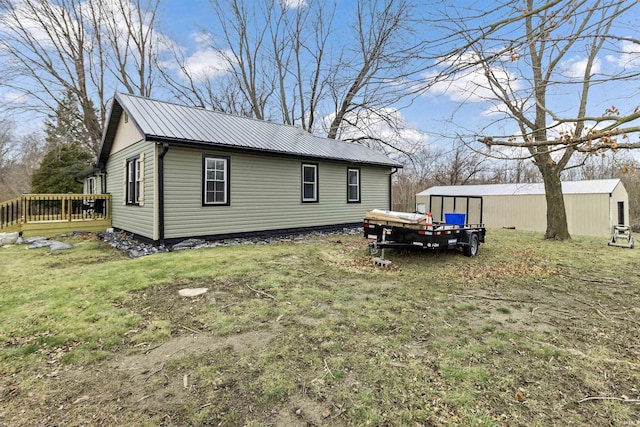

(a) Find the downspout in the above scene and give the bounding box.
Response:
[389,167,398,210]
[158,143,170,244]
[100,170,106,193]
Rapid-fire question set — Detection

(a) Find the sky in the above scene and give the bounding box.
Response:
[1,0,639,164]
[151,0,640,158]
[156,0,456,145]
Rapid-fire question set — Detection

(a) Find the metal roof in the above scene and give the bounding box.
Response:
[417,179,623,197]
[98,93,402,168]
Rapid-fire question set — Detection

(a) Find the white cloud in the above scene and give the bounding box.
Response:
[1,0,174,69]
[424,52,522,103]
[559,56,601,79]
[2,91,29,104]
[191,31,214,46]
[279,0,307,9]
[606,40,640,69]
[181,47,230,81]
[323,107,429,155]
[547,121,577,140]
[171,32,232,81]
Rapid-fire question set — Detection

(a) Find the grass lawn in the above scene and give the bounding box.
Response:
[0,229,639,426]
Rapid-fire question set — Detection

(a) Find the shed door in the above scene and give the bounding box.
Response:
[617,201,625,225]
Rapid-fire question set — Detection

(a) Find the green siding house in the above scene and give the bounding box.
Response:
[93,93,401,243]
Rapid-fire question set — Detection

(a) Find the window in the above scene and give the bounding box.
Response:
[347,168,361,203]
[126,156,141,205]
[203,155,230,205]
[302,163,318,202]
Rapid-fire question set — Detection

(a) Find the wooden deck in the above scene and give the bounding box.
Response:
[0,194,112,238]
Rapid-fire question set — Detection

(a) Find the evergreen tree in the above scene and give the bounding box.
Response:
[31,91,94,193]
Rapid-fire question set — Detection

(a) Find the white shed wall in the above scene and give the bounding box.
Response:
[417,181,630,237]
[483,194,547,232]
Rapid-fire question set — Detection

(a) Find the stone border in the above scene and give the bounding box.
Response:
[100,227,363,258]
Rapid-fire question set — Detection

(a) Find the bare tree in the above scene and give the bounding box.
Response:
[0,119,15,176]
[164,0,424,154]
[0,121,44,201]
[325,0,419,143]
[392,141,491,211]
[0,0,161,156]
[159,38,255,115]
[100,0,159,98]
[432,141,489,186]
[162,0,333,124]
[392,145,439,211]
[429,0,640,240]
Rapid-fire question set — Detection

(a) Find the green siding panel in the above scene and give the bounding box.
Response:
[163,147,390,239]
[106,141,155,239]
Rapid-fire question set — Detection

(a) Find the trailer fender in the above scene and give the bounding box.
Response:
[461,230,480,257]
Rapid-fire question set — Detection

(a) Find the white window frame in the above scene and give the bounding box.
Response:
[126,157,141,205]
[203,156,229,205]
[347,168,361,203]
[302,163,318,203]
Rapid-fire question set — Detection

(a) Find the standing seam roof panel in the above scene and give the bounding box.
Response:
[173,105,202,142]
[112,93,401,167]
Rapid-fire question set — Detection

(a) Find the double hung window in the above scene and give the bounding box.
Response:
[302,163,318,202]
[347,168,361,203]
[126,156,142,205]
[203,156,230,205]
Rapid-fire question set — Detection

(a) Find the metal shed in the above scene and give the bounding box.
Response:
[416,179,629,237]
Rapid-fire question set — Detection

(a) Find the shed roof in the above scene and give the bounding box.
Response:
[417,179,623,197]
[98,93,402,168]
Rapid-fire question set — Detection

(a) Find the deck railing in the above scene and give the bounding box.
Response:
[0,193,111,232]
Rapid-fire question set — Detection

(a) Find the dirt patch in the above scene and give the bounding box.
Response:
[120,277,249,335]
[109,329,276,410]
[452,290,560,334]
[114,330,275,373]
[325,241,402,272]
[271,394,342,426]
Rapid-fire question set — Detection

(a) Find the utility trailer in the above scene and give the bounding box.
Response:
[363,209,486,260]
[364,195,486,263]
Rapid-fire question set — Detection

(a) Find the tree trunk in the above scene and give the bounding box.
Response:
[541,168,571,240]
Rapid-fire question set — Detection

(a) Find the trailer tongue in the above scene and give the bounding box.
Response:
[363,209,486,260]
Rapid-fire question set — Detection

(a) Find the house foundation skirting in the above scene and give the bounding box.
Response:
[112,222,363,247]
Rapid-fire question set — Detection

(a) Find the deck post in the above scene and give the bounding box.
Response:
[21,195,26,225]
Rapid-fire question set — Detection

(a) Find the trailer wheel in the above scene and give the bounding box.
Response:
[464,233,479,257]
